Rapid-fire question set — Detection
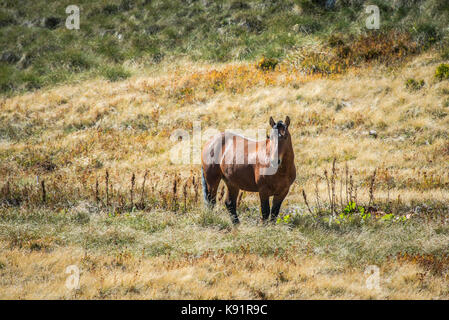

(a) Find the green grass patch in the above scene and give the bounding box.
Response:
[100,65,131,82]
[196,210,232,231]
[0,204,448,266]
[405,78,425,91]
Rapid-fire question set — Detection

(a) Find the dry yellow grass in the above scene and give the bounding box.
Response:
[2,243,448,299]
[1,53,448,203]
[1,52,449,299]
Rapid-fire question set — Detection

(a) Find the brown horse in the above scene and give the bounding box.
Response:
[201,116,296,224]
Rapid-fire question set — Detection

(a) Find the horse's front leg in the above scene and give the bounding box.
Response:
[225,184,240,225]
[259,192,270,221]
[270,189,289,222]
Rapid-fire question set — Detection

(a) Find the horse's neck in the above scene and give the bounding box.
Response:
[263,139,294,171]
[279,142,295,172]
[283,147,294,163]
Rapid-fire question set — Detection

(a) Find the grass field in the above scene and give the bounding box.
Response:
[2,206,449,299]
[1,0,449,299]
[1,50,449,299]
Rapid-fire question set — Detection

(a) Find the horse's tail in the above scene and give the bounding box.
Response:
[201,166,212,207]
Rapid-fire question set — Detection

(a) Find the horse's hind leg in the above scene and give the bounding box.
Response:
[224,183,240,224]
[202,166,221,207]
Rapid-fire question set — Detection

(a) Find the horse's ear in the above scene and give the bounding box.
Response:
[269,116,275,127]
[285,116,290,128]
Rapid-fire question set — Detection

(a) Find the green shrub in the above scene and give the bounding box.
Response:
[287,31,418,75]
[102,4,119,14]
[65,50,95,72]
[256,56,279,71]
[435,63,449,81]
[0,64,15,92]
[19,71,43,90]
[96,38,125,63]
[101,65,131,82]
[412,23,440,48]
[0,11,15,27]
[405,78,425,91]
[47,49,95,73]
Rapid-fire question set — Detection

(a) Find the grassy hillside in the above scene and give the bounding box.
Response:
[1,51,449,298]
[1,0,449,94]
[1,0,449,299]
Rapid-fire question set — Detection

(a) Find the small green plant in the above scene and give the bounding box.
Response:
[256,57,278,71]
[381,213,395,221]
[343,201,365,215]
[405,78,425,91]
[435,63,449,81]
[381,213,407,223]
[276,214,292,224]
[335,201,370,225]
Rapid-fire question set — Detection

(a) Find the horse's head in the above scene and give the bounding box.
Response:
[268,116,292,164]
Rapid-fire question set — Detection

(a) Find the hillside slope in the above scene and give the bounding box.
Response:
[1,1,449,300]
[1,54,449,298]
[1,0,449,94]
[1,52,448,205]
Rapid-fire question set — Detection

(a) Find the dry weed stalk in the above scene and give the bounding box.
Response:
[302,189,313,215]
[95,178,99,203]
[140,170,148,209]
[192,174,199,204]
[349,174,354,203]
[315,177,322,213]
[339,174,343,210]
[182,181,188,212]
[172,174,178,212]
[345,163,349,204]
[41,180,46,204]
[368,168,377,208]
[105,170,109,207]
[331,158,336,214]
[130,173,135,208]
[324,169,331,212]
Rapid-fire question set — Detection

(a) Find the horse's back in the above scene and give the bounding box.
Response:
[201,131,260,191]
